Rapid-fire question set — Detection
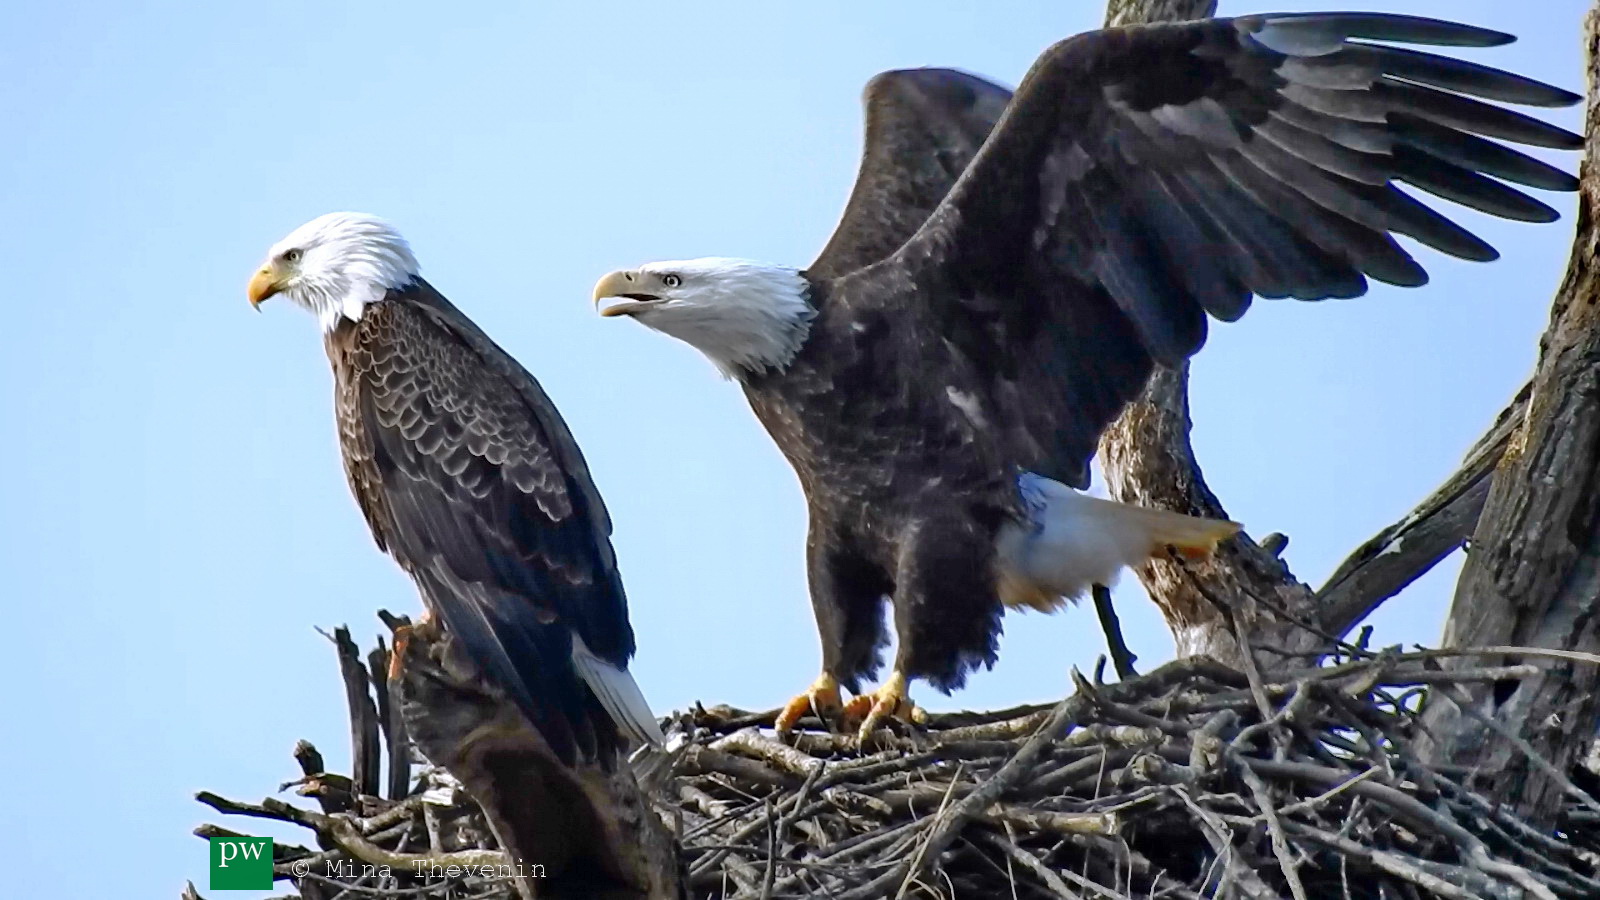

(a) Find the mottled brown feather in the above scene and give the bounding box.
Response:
[328,281,634,764]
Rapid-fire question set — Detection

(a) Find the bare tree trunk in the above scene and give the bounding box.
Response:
[1419,4,1600,827]
[1103,0,1215,28]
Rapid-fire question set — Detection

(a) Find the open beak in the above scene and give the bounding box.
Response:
[593,270,662,318]
[247,266,285,310]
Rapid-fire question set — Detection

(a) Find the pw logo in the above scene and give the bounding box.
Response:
[209,836,273,890]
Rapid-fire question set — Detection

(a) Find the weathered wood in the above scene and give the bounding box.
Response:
[1100,347,1543,665]
[290,738,348,854]
[330,625,381,799]
[390,619,683,900]
[1103,0,1215,28]
[1101,365,1324,663]
[1317,385,1529,637]
[290,738,356,818]
[195,633,1600,899]
[1420,3,1600,827]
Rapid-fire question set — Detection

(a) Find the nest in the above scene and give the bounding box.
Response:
[192,630,1600,900]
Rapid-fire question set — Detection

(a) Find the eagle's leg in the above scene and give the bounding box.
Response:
[842,670,927,742]
[787,539,893,736]
[846,506,1000,743]
[774,671,844,736]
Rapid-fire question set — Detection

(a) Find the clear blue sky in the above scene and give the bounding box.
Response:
[0,1,1584,895]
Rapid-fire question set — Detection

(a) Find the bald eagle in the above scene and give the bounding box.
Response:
[593,13,1582,739]
[249,212,662,763]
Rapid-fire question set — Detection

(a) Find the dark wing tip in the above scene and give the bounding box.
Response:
[1357,45,1583,108]
[1243,13,1516,54]
[1371,258,1431,288]
[1242,14,1579,108]
[1378,79,1585,149]
[1392,113,1581,192]
[1546,126,1587,149]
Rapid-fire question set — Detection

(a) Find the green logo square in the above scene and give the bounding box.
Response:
[209,836,273,890]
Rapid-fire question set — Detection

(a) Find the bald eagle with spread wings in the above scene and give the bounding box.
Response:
[249,213,662,764]
[593,12,1582,739]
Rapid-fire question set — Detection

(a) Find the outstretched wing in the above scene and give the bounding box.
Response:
[808,67,1013,281]
[334,282,660,763]
[845,12,1581,488]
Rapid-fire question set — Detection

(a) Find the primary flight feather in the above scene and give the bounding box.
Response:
[593,12,1582,739]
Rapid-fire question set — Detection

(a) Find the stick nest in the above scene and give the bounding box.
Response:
[192,633,1600,900]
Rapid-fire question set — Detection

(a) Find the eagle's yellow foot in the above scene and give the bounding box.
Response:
[842,671,927,743]
[774,672,843,736]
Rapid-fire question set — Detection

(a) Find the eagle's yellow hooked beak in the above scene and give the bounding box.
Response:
[247,264,287,310]
[592,269,662,318]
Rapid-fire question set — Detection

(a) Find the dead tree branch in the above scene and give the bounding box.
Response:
[1316,387,1529,637]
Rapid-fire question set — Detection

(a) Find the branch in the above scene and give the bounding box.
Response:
[366,636,412,802]
[1103,0,1215,27]
[1316,384,1530,636]
[318,625,381,799]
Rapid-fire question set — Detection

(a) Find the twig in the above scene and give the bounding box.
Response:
[978,829,1135,900]
[1241,762,1310,900]
[893,689,1088,896]
[1092,584,1140,680]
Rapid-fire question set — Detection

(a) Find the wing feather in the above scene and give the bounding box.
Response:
[827,12,1578,487]
[808,68,1013,281]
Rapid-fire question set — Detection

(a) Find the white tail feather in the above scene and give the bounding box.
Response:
[996,474,1240,612]
[571,636,665,747]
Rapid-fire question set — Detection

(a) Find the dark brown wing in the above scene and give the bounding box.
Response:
[807,68,1013,281]
[332,282,646,763]
[837,12,1580,488]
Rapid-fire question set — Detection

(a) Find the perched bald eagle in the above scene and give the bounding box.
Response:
[249,213,662,763]
[593,13,1582,738]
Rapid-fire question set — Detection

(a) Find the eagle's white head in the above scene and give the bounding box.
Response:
[248,212,420,332]
[593,258,814,378]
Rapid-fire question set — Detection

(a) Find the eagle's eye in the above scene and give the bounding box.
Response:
[282,248,303,263]
[662,273,682,288]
